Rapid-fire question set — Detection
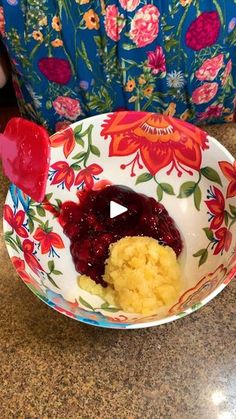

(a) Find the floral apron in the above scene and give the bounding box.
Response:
[0,0,236,132]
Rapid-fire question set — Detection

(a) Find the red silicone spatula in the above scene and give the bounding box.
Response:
[0,117,50,202]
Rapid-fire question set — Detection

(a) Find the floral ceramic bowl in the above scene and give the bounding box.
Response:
[3,112,236,329]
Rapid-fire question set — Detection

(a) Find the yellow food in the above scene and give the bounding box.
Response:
[79,236,182,315]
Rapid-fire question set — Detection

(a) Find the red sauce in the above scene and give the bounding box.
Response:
[60,185,183,286]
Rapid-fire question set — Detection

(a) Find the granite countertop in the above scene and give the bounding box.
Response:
[0,124,235,419]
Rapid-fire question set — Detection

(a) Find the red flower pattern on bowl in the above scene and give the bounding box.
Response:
[214,227,232,255]
[219,161,236,198]
[11,256,42,291]
[205,186,225,230]
[50,127,76,158]
[4,205,28,238]
[101,111,208,176]
[50,161,75,191]
[75,164,103,189]
[33,227,64,255]
[22,239,43,274]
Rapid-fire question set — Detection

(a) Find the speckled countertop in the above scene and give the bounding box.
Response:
[0,124,236,419]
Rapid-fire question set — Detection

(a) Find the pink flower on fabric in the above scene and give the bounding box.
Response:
[192,83,218,105]
[53,96,81,121]
[198,104,223,121]
[147,46,166,75]
[195,54,224,81]
[104,5,125,42]
[185,11,221,51]
[222,59,232,86]
[129,5,160,48]
[119,0,140,12]
[0,6,5,37]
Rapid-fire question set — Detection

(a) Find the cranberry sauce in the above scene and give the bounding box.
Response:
[60,185,183,286]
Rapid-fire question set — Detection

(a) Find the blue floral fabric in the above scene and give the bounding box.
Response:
[0,0,236,133]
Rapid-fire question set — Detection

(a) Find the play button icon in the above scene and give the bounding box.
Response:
[110,201,128,219]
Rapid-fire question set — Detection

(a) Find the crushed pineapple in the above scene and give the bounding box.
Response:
[79,236,182,315]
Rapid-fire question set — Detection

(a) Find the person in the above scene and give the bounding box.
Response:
[0,0,235,133]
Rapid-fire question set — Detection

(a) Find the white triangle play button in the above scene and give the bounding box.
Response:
[110,201,128,219]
